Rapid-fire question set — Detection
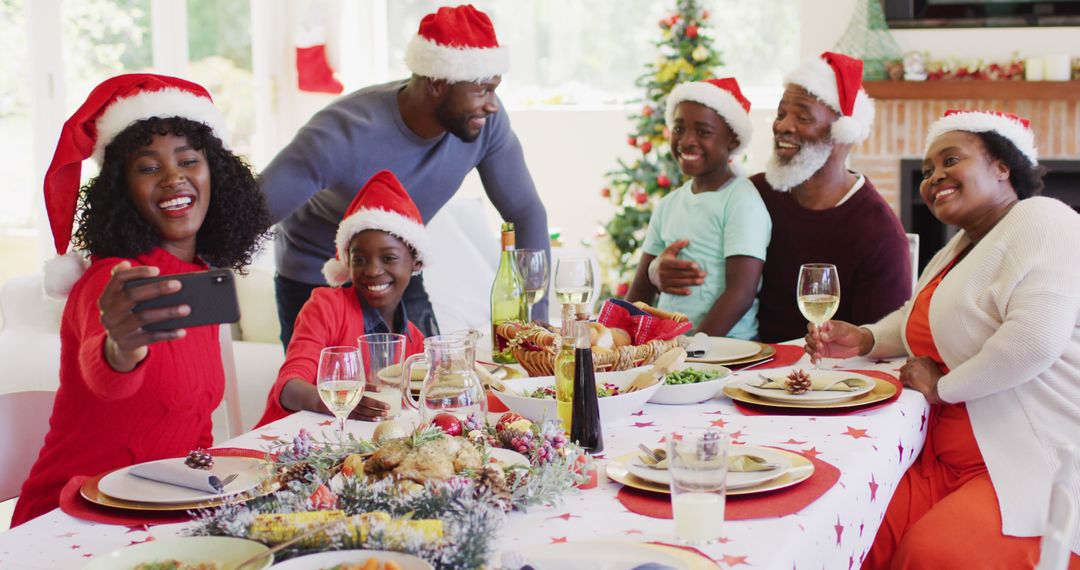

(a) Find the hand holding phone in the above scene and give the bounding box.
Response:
[97,262,189,371]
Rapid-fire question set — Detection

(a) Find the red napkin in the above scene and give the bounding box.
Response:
[733,370,902,417]
[727,344,805,370]
[597,299,692,344]
[616,449,840,520]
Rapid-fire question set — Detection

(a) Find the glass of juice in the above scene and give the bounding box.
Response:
[667,428,728,545]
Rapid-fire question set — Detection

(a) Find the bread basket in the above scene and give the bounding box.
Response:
[494,322,677,377]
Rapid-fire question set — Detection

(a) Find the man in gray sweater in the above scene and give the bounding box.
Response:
[261,5,548,347]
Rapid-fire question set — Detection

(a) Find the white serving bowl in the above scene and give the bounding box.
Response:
[649,362,732,405]
[492,366,658,426]
[84,536,272,570]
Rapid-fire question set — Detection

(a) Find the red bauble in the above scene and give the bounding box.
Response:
[600,187,611,198]
[640,141,653,154]
[627,136,638,147]
[634,191,648,205]
[686,24,699,38]
[702,9,710,19]
[431,413,463,436]
[615,282,630,297]
[642,105,654,117]
[657,174,672,188]
[496,412,526,432]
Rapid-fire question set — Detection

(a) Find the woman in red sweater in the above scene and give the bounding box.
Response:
[257,170,428,427]
[12,74,271,526]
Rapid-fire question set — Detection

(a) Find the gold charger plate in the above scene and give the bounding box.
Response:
[80,466,278,512]
[723,375,897,410]
[693,341,776,367]
[606,448,813,496]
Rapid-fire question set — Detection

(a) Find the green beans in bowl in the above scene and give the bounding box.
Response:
[649,363,732,405]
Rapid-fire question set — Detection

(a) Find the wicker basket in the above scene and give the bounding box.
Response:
[495,323,677,377]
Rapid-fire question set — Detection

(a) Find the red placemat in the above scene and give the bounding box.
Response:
[733,370,902,416]
[728,344,804,371]
[616,449,840,520]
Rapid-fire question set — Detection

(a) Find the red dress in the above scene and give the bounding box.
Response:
[865,251,1080,569]
[256,287,425,427]
[13,249,223,526]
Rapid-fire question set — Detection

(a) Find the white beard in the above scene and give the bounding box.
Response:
[764,139,834,191]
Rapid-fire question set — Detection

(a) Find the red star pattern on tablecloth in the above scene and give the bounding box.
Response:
[257,434,282,442]
[124,524,147,534]
[82,553,93,558]
[710,419,727,427]
[318,419,334,427]
[801,447,822,460]
[550,536,567,544]
[547,513,581,521]
[873,359,892,365]
[129,536,155,546]
[919,412,927,431]
[659,433,683,443]
[623,529,643,535]
[868,475,879,501]
[834,516,844,545]
[849,554,855,569]
[631,410,645,416]
[728,430,745,440]
[782,438,807,445]
[859,522,865,537]
[720,554,750,566]
[632,421,656,428]
[842,426,870,439]
[897,442,905,463]
[69,545,79,550]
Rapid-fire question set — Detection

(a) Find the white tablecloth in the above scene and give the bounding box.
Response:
[0,353,928,569]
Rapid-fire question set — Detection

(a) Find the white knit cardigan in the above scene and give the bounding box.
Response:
[864,197,1080,554]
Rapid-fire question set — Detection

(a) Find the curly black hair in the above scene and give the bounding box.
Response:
[976,130,1046,200]
[72,117,272,272]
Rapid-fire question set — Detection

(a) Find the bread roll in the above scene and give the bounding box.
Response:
[588,322,614,349]
[610,327,632,347]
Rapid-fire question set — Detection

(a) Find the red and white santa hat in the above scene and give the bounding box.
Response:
[784,51,874,144]
[925,109,1038,166]
[404,4,509,82]
[41,73,228,299]
[665,77,754,156]
[322,170,431,287]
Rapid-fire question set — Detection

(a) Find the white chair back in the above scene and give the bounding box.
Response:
[1037,445,1079,570]
[218,324,243,440]
[0,390,56,501]
[906,233,919,297]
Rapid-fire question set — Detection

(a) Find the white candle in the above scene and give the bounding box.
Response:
[1044,55,1071,81]
[1026,57,1044,81]
[673,491,725,544]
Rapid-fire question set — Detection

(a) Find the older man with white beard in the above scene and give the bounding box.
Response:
[650,52,911,343]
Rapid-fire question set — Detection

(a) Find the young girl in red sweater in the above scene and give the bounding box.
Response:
[257,170,428,427]
[13,74,271,526]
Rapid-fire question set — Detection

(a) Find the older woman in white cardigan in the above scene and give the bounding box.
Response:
[805,109,1079,569]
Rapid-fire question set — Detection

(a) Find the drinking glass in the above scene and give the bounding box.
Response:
[356,333,406,419]
[668,429,728,546]
[514,249,549,322]
[316,346,365,436]
[796,263,840,369]
[554,256,594,319]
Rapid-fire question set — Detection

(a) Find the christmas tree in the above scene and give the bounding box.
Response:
[596,0,722,297]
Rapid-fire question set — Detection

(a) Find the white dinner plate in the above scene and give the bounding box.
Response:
[489,447,530,468]
[511,541,690,570]
[684,336,761,363]
[737,370,876,404]
[83,536,272,570]
[98,456,269,505]
[625,445,792,490]
[269,549,434,569]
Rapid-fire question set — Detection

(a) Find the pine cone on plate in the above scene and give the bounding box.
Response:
[185,448,214,470]
[474,464,512,511]
[785,369,812,394]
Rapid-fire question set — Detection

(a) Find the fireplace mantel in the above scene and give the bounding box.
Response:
[864,80,1080,101]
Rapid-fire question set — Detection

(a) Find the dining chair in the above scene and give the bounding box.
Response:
[219,324,244,440]
[1036,445,1079,570]
[0,390,56,502]
[905,233,919,297]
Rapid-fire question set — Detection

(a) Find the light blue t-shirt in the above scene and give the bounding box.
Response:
[641,177,772,339]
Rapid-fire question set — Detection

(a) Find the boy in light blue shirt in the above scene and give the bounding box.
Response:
[626,78,771,339]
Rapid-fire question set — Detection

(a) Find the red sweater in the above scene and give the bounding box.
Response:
[13,249,222,526]
[751,173,912,343]
[256,287,425,427]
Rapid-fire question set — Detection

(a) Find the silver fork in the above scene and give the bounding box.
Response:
[637,443,665,465]
[212,473,239,492]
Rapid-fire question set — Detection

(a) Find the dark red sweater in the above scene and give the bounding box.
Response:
[13,248,222,525]
[752,173,912,343]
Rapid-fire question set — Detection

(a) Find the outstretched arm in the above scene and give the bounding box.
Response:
[696,255,763,336]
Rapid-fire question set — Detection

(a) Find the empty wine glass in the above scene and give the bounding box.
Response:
[514,249,549,322]
[316,346,365,436]
[796,263,840,369]
[554,257,594,319]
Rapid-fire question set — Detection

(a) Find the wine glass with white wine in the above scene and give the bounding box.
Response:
[797,263,840,370]
[316,346,365,436]
[514,249,549,322]
[554,257,594,319]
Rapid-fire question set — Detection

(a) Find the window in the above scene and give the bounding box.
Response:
[186,0,254,158]
[0,0,33,228]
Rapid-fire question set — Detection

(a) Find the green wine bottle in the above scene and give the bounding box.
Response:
[491,223,528,364]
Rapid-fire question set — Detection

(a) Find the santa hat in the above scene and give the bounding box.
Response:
[784,51,874,144]
[41,73,229,299]
[404,4,509,82]
[925,109,1038,166]
[322,170,431,287]
[665,77,754,157]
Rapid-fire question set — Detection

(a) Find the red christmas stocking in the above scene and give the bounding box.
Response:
[296,44,343,94]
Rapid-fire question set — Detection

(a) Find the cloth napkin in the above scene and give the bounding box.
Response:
[640,450,775,472]
[128,461,225,493]
[684,332,710,358]
[596,299,693,345]
[753,374,870,392]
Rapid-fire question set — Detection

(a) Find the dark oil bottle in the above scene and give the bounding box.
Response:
[570,320,603,453]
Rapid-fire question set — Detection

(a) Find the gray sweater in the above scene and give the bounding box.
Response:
[262,79,548,290]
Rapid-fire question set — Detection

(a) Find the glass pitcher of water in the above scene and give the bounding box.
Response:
[402,333,487,424]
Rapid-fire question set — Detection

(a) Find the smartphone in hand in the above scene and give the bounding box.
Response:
[124,269,241,332]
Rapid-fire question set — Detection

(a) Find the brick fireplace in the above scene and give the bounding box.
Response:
[851,81,1080,270]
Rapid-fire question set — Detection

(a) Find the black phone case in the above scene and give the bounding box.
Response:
[124,269,241,332]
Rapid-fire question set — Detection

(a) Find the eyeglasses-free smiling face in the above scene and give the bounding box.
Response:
[435,76,502,143]
[349,230,420,320]
[124,132,211,261]
[920,130,1016,230]
[763,85,837,190]
[670,101,738,189]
